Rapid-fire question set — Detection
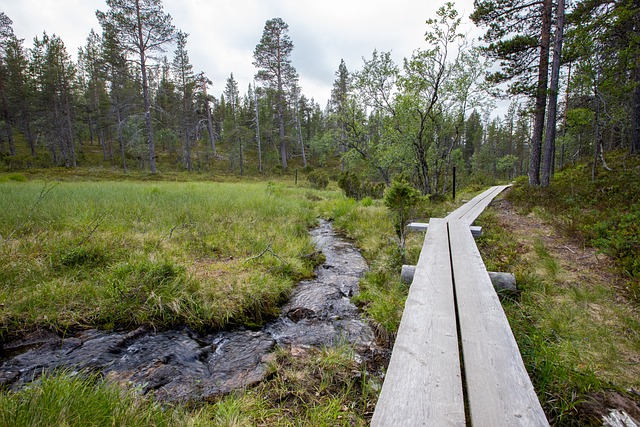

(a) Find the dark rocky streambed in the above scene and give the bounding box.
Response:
[0,220,382,401]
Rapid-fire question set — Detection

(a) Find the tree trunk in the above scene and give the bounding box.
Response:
[203,81,216,156]
[295,100,307,168]
[632,51,640,155]
[25,112,36,157]
[542,0,565,187]
[528,0,553,186]
[6,120,15,156]
[254,85,262,172]
[278,91,287,169]
[136,0,157,174]
[62,80,76,168]
[115,106,127,173]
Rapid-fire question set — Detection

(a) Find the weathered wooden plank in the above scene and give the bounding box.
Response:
[448,219,549,427]
[371,219,465,427]
[406,221,483,237]
[446,185,510,224]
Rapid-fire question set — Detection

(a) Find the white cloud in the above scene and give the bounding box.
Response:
[3,0,479,106]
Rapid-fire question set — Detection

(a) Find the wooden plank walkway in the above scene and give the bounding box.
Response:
[371,219,465,426]
[445,184,511,224]
[449,219,548,425]
[372,186,548,427]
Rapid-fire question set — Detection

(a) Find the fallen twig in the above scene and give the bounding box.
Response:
[77,216,105,247]
[245,243,285,264]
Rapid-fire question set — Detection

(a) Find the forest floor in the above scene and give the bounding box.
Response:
[486,194,640,425]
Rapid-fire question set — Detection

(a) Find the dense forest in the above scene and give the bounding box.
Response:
[0,0,638,191]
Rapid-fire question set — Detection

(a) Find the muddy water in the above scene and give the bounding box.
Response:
[0,220,379,401]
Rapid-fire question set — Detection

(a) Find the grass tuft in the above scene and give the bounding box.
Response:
[0,371,209,427]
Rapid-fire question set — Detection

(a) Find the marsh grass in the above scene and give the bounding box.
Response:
[0,180,324,337]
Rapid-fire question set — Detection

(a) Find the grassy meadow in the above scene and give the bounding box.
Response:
[0,173,404,426]
[0,178,331,337]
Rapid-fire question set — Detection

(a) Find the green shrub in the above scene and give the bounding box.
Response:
[360,197,373,207]
[384,180,421,239]
[337,171,361,199]
[307,170,329,189]
[592,204,640,278]
[337,171,385,200]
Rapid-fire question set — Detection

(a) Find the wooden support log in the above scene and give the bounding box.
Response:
[406,222,483,237]
[400,265,416,285]
[401,265,516,292]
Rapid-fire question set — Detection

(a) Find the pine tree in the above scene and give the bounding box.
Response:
[97,0,175,173]
[101,24,135,172]
[172,31,196,171]
[253,18,299,169]
[471,0,554,186]
[4,35,34,157]
[30,33,77,167]
[568,0,640,155]
[330,59,350,169]
[0,12,21,157]
[542,0,566,187]
[78,29,111,161]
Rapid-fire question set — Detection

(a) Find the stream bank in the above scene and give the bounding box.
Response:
[0,220,386,402]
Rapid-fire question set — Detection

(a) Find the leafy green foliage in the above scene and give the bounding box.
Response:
[337,171,385,200]
[337,171,361,198]
[592,204,640,279]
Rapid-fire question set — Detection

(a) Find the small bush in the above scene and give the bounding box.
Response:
[362,181,385,199]
[592,204,640,278]
[337,171,385,200]
[384,179,422,243]
[307,170,329,189]
[337,171,361,199]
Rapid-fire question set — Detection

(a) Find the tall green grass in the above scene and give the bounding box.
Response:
[0,180,324,337]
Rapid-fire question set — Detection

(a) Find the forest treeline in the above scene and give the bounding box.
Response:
[0,0,638,194]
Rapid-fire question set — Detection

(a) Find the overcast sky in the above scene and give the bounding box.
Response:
[3,0,480,107]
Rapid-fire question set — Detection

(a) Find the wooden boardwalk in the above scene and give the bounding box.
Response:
[371,186,549,427]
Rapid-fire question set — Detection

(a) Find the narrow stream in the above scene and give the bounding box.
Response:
[0,220,381,401]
